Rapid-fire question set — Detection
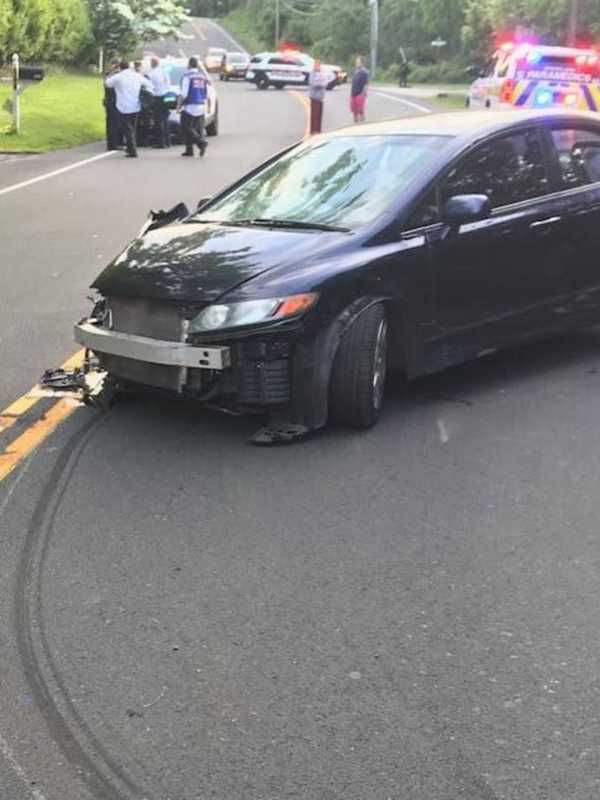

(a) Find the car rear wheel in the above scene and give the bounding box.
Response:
[329,304,388,429]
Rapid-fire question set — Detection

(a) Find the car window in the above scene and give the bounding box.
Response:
[442,130,549,209]
[200,135,451,231]
[250,56,261,63]
[405,190,440,230]
[550,128,600,188]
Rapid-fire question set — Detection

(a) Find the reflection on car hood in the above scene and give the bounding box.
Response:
[92,222,333,303]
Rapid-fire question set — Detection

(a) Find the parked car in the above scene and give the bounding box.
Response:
[205,47,227,73]
[74,110,600,442]
[144,58,219,140]
[221,51,250,81]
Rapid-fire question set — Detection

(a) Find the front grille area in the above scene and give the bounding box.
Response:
[107,296,183,342]
[100,354,183,392]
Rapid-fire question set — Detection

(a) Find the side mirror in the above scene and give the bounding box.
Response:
[443,194,491,228]
[464,65,481,79]
[197,196,213,212]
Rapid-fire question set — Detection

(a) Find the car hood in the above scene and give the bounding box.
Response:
[92,221,337,303]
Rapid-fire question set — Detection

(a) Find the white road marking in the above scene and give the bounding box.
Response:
[0,151,116,198]
[0,733,47,800]
[375,91,433,114]
[437,419,449,444]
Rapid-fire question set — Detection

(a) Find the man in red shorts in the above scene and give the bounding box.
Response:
[350,56,369,123]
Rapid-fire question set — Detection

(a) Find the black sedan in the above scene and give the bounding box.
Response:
[75,110,600,442]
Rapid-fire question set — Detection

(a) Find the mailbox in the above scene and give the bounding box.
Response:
[19,65,44,82]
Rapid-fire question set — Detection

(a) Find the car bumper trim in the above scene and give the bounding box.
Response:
[74,322,231,370]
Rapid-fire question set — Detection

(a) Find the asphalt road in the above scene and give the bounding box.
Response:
[2,17,600,800]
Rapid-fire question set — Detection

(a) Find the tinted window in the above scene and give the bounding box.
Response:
[200,135,450,230]
[406,190,440,229]
[442,130,549,208]
[551,127,600,188]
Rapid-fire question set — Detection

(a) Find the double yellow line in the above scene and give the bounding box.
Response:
[0,350,85,483]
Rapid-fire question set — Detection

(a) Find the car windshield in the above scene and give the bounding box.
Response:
[229,53,246,63]
[199,135,449,230]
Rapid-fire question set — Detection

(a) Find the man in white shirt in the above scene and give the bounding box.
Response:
[147,56,170,148]
[105,61,152,157]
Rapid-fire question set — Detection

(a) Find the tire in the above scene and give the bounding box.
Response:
[329,304,388,429]
[257,76,270,90]
[465,96,471,108]
[485,98,491,108]
[206,107,218,137]
[275,83,285,90]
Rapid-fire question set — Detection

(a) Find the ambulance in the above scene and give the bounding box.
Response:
[467,43,600,111]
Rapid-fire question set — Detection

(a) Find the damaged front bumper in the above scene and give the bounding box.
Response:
[74,321,231,371]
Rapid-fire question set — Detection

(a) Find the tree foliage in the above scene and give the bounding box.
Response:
[223,0,598,73]
[0,0,188,65]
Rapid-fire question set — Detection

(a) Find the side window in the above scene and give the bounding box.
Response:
[442,130,549,209]
[405,190,440,230]
[551,127,600,188]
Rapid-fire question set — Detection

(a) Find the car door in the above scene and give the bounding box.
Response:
[543,123,600,319]
[424,127,575,367]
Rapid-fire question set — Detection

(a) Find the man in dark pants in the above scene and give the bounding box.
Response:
[147,56,170,148]
[178,57,210,157]
[105,60,151,158]
[103,59,122,150]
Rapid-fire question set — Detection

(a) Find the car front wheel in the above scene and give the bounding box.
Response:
[329,303,388,429]
[206,107,218,136]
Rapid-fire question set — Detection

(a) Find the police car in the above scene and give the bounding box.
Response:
[246,52,307,90]
[467,43,600,111]
[246,51,343,91]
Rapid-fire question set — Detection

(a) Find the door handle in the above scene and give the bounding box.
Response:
[530,216,562,229]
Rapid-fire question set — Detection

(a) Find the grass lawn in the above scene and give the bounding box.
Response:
[0,71,105,153]
[428,93,469,111]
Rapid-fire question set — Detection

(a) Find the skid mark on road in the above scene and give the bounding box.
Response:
[0,350,84,484]
[0,732,47,800]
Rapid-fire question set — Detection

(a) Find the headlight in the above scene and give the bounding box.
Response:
[189,293,318,333]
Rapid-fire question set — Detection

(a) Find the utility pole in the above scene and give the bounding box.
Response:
[11,53,20,134]
[567,0,578,46]
[369,0,378,79]
[275,0,280,49]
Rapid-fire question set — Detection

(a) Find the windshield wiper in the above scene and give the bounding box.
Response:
[230,218,350,233]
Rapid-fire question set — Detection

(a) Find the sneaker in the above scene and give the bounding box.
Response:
[181,152,194,157]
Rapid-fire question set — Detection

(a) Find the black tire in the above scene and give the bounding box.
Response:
[257,76,270,90]
[465,96,471,108]
[329,304,388,429]
[206,107,218,137]
[274,83,285,90]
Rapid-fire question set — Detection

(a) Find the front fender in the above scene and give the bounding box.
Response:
[289,296,389,430]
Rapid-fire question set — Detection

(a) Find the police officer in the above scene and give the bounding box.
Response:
[178,57,209,157]
[103,59,122,150]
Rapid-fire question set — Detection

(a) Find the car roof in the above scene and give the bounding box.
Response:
[325,109,600,141]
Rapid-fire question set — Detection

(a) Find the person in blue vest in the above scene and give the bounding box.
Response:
[178,57,209,157]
